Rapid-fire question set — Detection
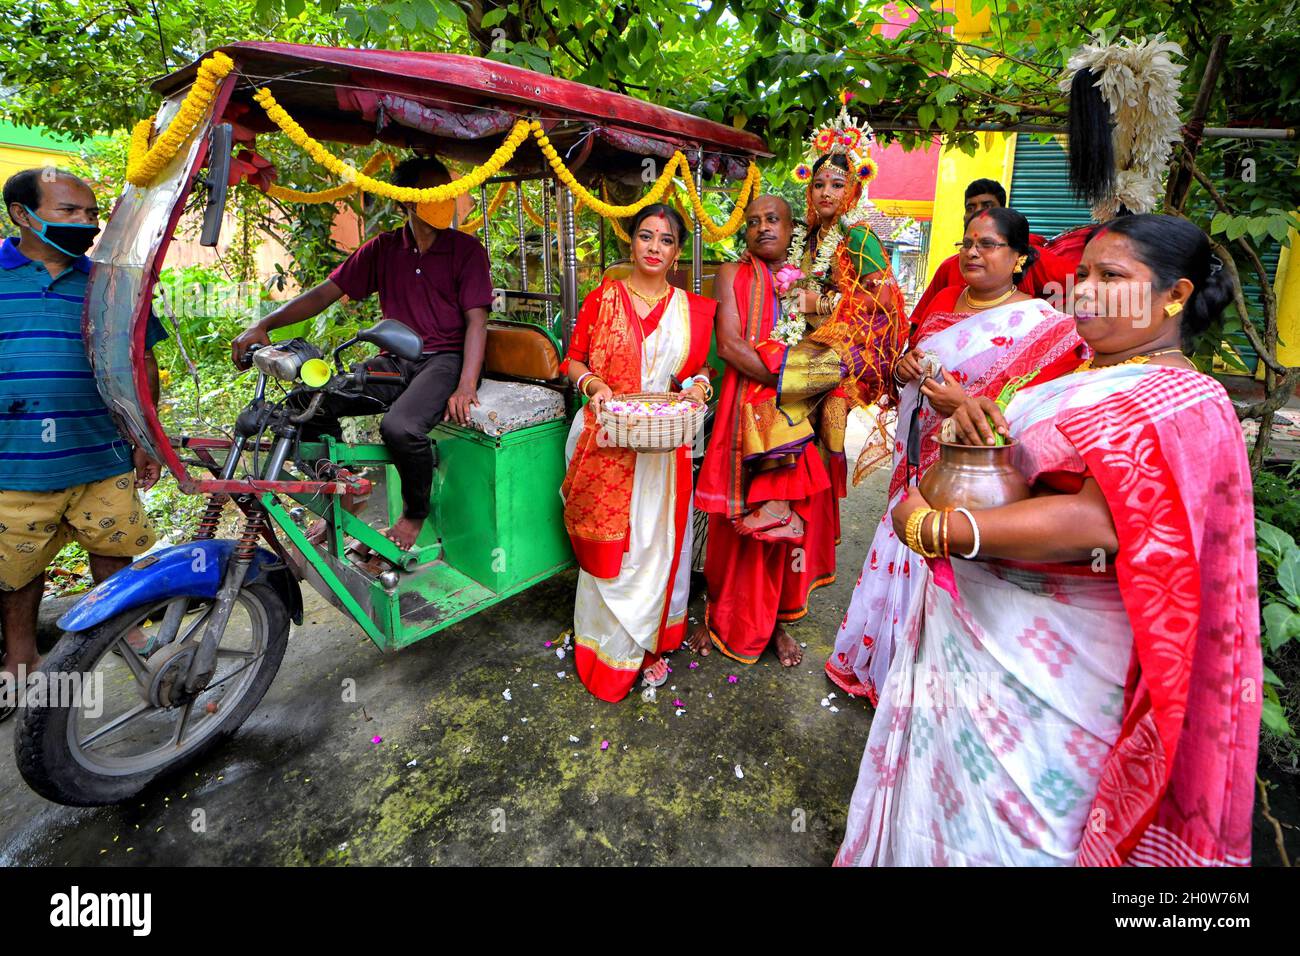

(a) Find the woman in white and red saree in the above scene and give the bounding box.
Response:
[837,214,1261,866]
[562,206,715,703]
[826,210,1084,705]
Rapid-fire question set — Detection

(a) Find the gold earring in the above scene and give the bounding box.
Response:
[1015,255,1028,272]
[1164,302,1183,318]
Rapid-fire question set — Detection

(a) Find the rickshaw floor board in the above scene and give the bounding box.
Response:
[268,417,575,651]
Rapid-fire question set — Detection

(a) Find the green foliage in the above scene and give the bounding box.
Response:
[1256,461,1300,770]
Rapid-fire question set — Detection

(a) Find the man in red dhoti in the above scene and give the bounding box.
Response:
[689,195,841,667]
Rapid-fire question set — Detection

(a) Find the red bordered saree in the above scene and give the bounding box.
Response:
[561,280,714,702]
[836,364,1260,866]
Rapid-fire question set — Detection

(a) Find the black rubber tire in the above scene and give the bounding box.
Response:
[15,584,289,807]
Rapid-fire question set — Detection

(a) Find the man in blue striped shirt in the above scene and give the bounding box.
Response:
[0,168,165,686]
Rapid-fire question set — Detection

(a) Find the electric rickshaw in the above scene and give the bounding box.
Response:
[14,42,769,805]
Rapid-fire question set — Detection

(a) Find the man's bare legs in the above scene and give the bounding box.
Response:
[89,554,148,652]
[0,572,44,679]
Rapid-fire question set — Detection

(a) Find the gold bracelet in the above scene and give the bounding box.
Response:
[941,508,951,558]
[583,376,605,398]
[905,507,933,556]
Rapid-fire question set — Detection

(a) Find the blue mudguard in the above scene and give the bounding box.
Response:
[57,539,303,632]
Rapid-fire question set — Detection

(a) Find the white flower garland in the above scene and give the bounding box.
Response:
[772,193,872,347]
[1061,34,1185,220]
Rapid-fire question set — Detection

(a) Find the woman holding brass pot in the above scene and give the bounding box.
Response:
[826,208,1082,705]
[837,214,1262,867]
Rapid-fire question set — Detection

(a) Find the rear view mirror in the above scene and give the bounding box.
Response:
[358,319,423,361]
[199,123,232,247]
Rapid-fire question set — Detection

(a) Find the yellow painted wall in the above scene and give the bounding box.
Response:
[0,143,75,191]
[923,3,1017,282]
[1275,228,1300,368]
[926,132,1018,282]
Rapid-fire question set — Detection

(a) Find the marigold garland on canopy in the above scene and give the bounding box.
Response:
[123,56,763,244]
[125,52,235,187]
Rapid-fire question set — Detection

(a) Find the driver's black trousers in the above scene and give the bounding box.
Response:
[292,351,462,522]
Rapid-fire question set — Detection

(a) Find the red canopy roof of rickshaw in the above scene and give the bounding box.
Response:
[153,42,770,181]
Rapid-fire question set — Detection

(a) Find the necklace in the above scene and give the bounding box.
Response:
[961,286,1017,310]
[1074,347,1185,373]
[626,281,671,306]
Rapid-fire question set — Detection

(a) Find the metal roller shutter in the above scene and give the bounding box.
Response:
[1009,136,1094,241]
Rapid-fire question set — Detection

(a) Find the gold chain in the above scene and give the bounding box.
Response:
[626,282,672,306]
[1074,347,1185,373]
[960,286,1017,310]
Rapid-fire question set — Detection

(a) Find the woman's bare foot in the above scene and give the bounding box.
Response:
[772,627,802,667]
[686,621,712,655]
[642,657,669,686]
[384,516,425,551]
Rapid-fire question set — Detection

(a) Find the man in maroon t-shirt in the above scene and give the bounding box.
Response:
[911,177,1073,320]
[232,156,492,550]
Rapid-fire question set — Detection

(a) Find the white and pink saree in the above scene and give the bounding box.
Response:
[836,363,1261,866]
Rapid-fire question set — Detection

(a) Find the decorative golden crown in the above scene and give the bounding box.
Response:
[791,93,878,186]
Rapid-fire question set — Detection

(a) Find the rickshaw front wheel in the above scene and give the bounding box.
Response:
[15,584,289,807]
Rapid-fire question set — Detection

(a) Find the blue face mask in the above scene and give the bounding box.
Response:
[22,205,100,258]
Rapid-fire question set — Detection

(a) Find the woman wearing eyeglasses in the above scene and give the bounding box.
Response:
[826,208,1084,705]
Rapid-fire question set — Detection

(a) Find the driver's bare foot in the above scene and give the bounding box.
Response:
[772,627,802,667]
[384,516,424,551]
[686,621,712,656]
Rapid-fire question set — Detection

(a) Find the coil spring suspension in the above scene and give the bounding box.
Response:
[234,511,268,562]
[194,495,228,540]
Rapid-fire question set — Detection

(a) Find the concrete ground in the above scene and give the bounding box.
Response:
[0,437,888,867]
[2,410,1294,866]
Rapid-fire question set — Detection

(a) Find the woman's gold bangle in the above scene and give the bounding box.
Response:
[905,507,933,556]
[922,510,941,558]
[583,376,605,398]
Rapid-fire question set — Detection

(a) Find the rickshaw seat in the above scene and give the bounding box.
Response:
[463,379,565,437]
[445,320,566,438]
[483,320,562,381]
[600,260,718,300]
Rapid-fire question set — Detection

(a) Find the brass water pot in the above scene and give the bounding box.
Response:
[918,439,1031,511]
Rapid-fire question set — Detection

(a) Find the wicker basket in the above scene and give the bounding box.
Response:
[597,391,706,453]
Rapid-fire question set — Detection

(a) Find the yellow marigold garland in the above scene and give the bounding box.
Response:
[601,183,633,243]
[254,85,532,203]
[459,182,512,233]
[231,89,759,242]
[682,161,762,242]
[126,51,235,187]
[265,151,397,203]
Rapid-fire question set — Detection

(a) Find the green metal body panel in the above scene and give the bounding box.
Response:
[284,415,574,650]
[430,416,573,593]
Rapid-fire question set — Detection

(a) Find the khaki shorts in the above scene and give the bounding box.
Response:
[0,471,157,592]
